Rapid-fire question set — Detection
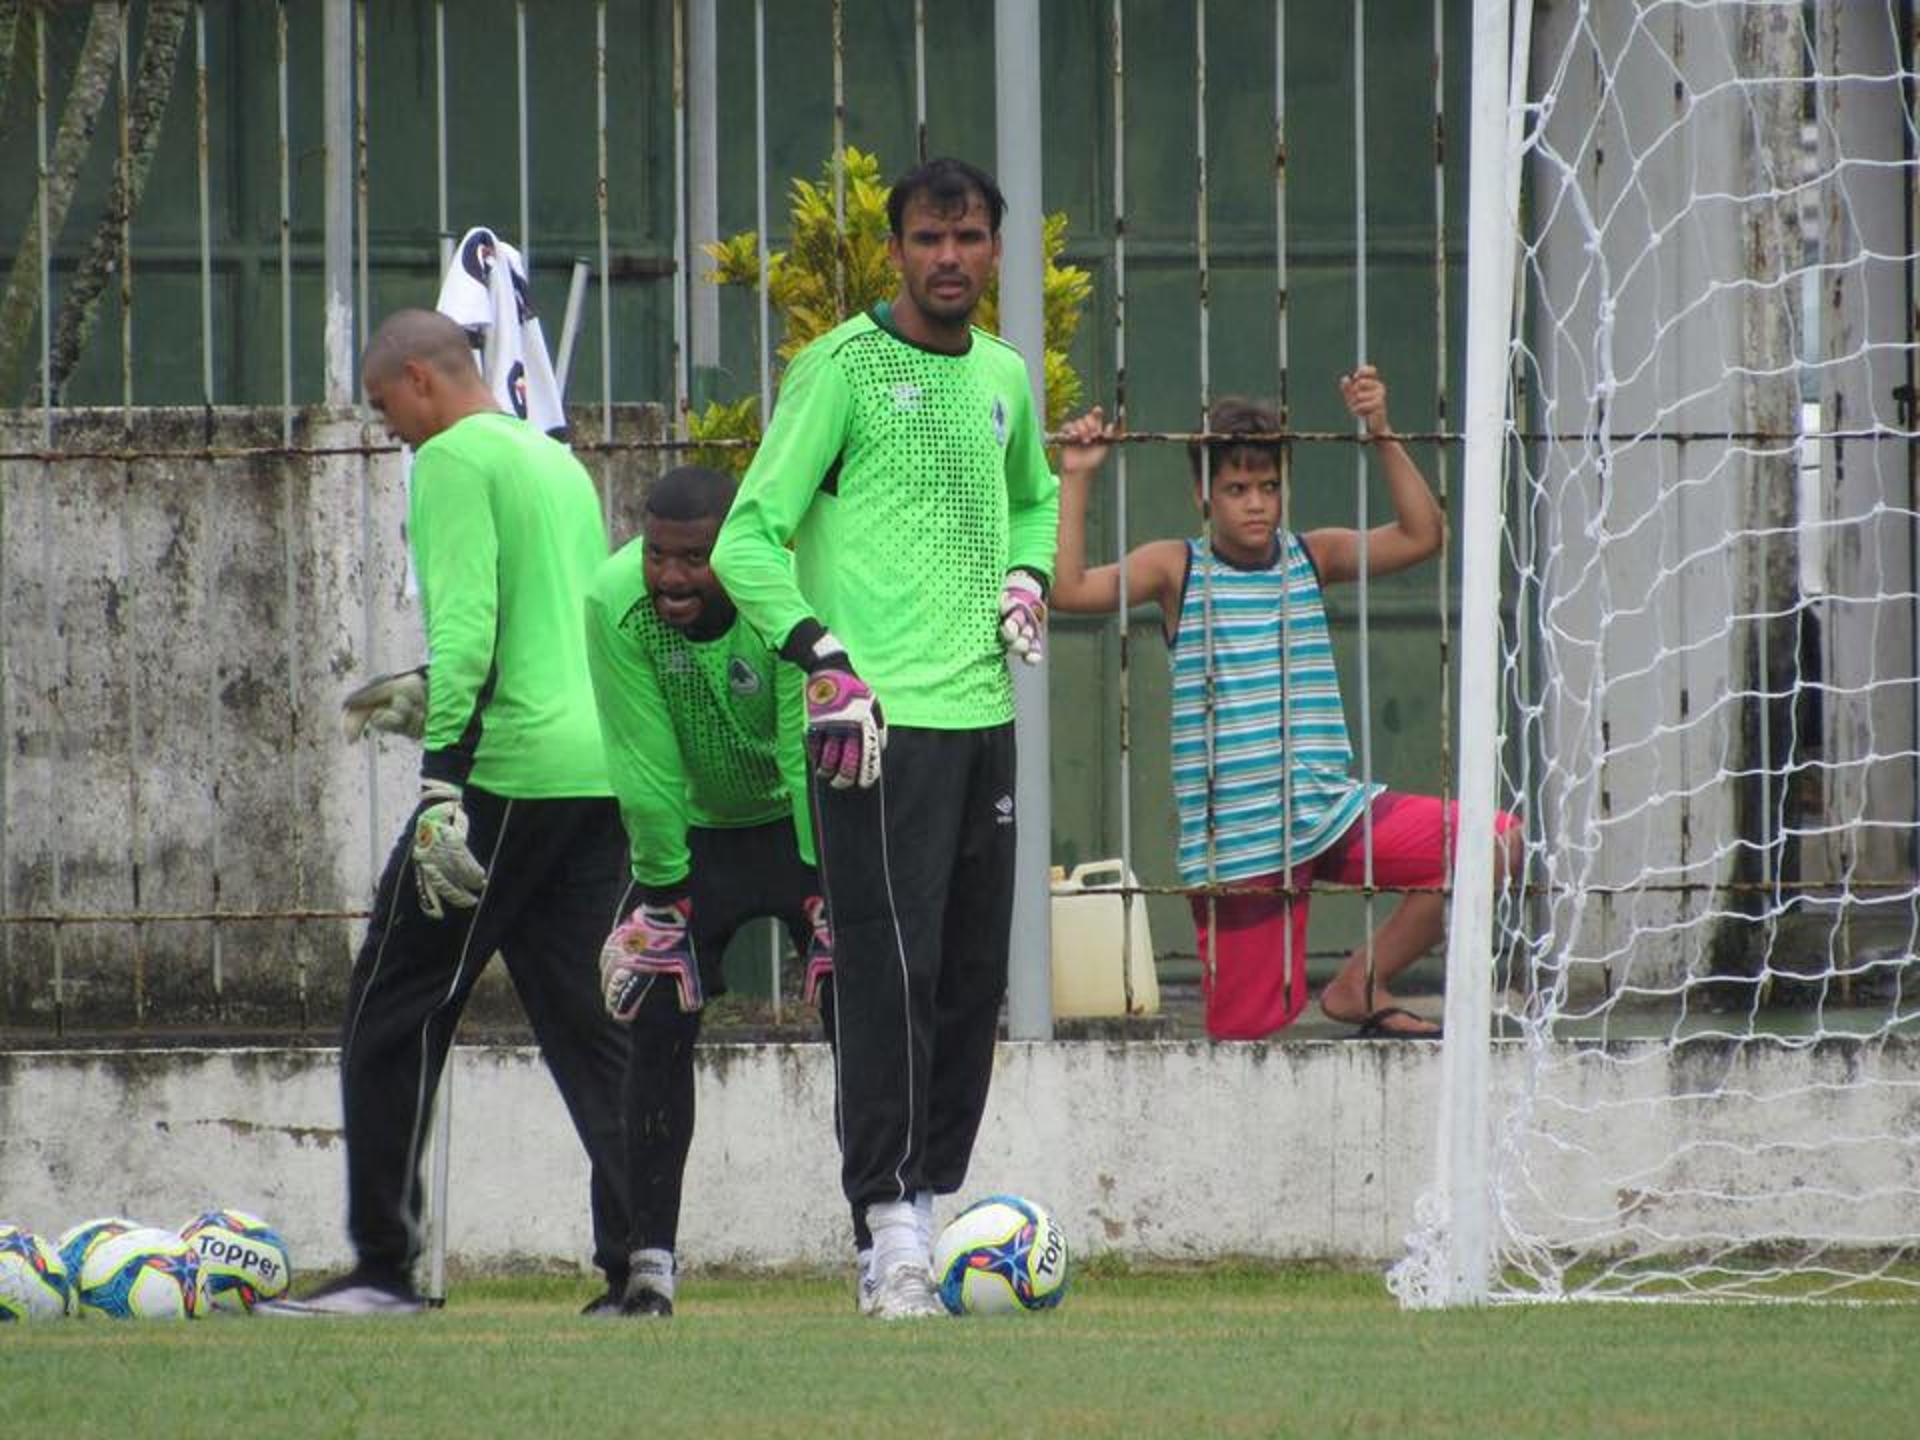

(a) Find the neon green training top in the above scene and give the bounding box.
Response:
[410,410,611,798]
[584,536,813,889]
[711,305,1060,729]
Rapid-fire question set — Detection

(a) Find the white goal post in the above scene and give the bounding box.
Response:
[1398,0,1920,1306]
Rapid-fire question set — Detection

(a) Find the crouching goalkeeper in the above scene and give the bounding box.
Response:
[586,464,860,1317]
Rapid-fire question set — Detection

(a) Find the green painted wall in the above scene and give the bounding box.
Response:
[3,0,1472,985]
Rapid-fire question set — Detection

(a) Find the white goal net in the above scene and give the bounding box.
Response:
[1398,0,1920,1304]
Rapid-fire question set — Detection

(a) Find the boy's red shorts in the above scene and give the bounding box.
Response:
[1189,792,1520,1040]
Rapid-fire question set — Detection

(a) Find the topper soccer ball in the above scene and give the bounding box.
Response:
[932,1195,1070,1316]
[180,1209,292,1312]
[78,1227,201,1320]
[0,1227,71,1320]
[56,1216,138,1288]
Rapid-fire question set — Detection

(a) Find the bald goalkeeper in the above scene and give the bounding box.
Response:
[273,309,631,1317]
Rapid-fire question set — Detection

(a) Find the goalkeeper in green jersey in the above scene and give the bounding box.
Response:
[712,156,1060,1321]
[277,310,631,1318]
[586,464,862,1317]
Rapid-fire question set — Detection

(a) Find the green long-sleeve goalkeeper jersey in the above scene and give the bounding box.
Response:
[584,537,812,889]
[711,304,1060,729]
[410,411,611,797]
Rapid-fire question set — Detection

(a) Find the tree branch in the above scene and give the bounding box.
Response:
[0,3,120,403]
[49,0,190,399]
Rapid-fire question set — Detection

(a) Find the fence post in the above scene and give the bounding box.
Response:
[995,0,1052,1041]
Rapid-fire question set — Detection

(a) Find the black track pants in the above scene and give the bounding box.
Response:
[619,819,839,1253]
[339,790,632,1287]
[811,723,1017,1213]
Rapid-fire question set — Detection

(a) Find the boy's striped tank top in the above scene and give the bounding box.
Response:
[1168,533,1378,886]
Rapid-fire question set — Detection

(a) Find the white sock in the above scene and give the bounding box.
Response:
[868,1200,921,1279]
[912,1190,935,1257]
[628,1246,676,1302]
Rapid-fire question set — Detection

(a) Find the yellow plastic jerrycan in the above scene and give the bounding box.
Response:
[1048,860,1160,1019]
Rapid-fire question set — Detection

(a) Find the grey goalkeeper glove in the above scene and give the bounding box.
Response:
[342,667,428,742]
[411,780,486,919]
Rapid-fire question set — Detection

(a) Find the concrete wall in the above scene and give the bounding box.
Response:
[3,1037,1916,1276]
[0,406,663,1034]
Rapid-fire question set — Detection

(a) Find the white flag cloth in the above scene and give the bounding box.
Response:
[401,227,568,598]
[434,226,566,438]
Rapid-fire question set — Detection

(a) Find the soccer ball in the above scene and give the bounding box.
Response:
[931,1194,1070,1316]
[180,1209,292,1312]
[0,1227,71,1320]
[56,1216,138,1287]
[77,1227,201,1320]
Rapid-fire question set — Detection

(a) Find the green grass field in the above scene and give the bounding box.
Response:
[7,1265,1920,1438]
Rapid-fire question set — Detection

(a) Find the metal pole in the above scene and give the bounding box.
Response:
[1112,0,1134,1011]
[278,3,293,440]
[914,0,929,160]
[517,0,530,260]
[690,0,719,375]
[1352,0,1377,1006]
[1434,0,1523,1309]
[1275,0,1297,1013]
[831,0,846,318]
[597,2,612,445]
[755,0,772,425]
[196,2,213,409]
[323,0,354,406]
[436,0,450,274]
[116,1,131,417]
[355,0,370,360]
[996,0,1052,1039]
[672,0,689,431]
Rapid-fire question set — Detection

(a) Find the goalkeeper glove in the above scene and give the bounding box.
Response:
[411,780,487,919]
[341,667,428,742]
[798,633,886,790]
[599,894,701,1018]
[800,894,834,1006]
[998,570,1047,666]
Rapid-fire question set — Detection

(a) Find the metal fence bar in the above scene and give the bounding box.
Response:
[1432,0,1454,873]
[356,0,370,362]
[672,0,688,432]
[1275,0,1297,1013]
[914,0,928,161]
[323,0,353,404]
[277,2,292,441]
[1111,0,1135,1011]
[755,0,771,424]
[596,1,612,444]
[1196,0,1219,987]
[831,0,846,315]
[435,0,450,273]
[116,1,132,417]
[195,1,212,409]
[517,0,530,260]
[37,12,50,440]
[1351,0,1378,1007]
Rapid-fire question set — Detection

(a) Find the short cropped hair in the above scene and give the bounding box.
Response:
[644,465,737,524]
[360,308,474,384]
[886,157,1006,236]
[1187,397,1284,487]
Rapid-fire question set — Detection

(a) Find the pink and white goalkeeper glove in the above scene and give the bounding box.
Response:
[800,634,886,790]
[801,894,833,1006]
[599,896,702,1018]
[999,571,1047,665]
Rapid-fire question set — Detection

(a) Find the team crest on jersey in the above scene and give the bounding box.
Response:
[892,383,923,411]
[728,657,762,695]
[994,793,1014,825]
[990,396,1009,446]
